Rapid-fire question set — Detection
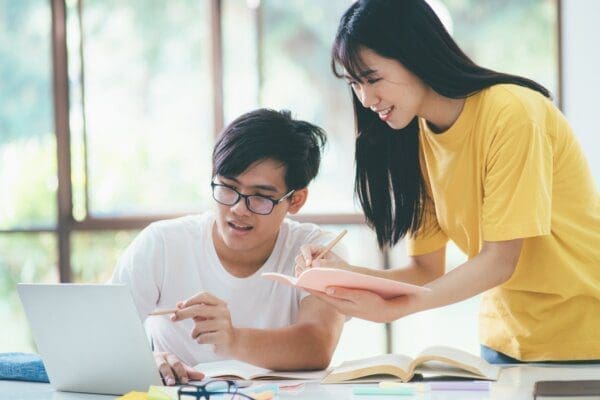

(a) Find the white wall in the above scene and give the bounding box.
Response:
[561,0,600,182]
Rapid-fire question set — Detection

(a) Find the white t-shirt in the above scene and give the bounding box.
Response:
[109,212,345,366]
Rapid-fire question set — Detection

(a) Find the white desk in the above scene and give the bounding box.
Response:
[2,365,600,399]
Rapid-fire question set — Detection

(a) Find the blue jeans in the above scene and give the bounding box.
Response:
[480,345,600,365]
[480,345,522,364]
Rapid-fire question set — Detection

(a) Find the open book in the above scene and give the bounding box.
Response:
[194,359,329,381]
[321,346,501,384]
[262,267,429,299]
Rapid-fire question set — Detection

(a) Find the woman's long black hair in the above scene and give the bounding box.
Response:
[332,0,550,248]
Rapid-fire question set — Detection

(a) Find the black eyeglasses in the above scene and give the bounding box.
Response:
[211,182,295,215]
[177,380,254,400]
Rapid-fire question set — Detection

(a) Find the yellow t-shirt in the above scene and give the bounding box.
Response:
[407,84,600,361]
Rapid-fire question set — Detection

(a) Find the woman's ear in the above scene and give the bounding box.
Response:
[287,187,308,214]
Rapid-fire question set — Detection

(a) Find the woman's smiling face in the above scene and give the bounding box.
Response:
[345,47,430,130]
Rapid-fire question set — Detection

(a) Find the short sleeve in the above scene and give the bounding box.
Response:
[108,224,166,320]
[482,120,552,241]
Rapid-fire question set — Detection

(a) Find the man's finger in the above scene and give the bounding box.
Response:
[300,245,317,265]
[182,292,224,308]
[294,254,306,268]
[165,353,189,384]
[184,365,205,381]
[191,319,221,339]
[172,304,205,321]
[196,331,220,345]
[173,303,222,321]
[154,354,176,386]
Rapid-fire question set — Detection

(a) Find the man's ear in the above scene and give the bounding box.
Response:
[287,187,308,214]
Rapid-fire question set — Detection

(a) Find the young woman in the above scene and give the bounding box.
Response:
[296,0,599,363]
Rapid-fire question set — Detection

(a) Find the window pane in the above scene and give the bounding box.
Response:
[71,230,139,283]
[0,233,58,352]
[258,0,358,214]
[443,0,558,97]
[75,0,214,217]
[222,0,259,123]
[0,0,56,229]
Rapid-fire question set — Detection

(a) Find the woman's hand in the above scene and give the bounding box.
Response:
[153,352,204,386]
[306,287,419,323]
[294,244,349,277]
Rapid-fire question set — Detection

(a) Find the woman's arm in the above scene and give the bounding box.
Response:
[306,239,522,323]
[383,246,446,285]
[409,239,522,313]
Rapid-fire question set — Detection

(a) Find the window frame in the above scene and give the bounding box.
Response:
[48,0,371,283]
[1,0,562,355]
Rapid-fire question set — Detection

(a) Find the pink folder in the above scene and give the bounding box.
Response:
[262,268,430,299]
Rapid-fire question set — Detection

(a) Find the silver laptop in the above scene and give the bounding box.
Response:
[17,283,163,395]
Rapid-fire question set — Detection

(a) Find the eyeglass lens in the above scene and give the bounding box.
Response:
[213,185,274,215]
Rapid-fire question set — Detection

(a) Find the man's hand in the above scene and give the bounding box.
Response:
[172,292,238,358]
[153,352,204,386]
[294,244,348,277]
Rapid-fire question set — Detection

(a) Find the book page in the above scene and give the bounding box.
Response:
[194,359,328,381]
[194,359,270,380]
[321,353,415,383]
[331,374,404,384]
[253,369,330,381]
[334,354,414,374]
[415,361,491,379]
[414,346,500,380]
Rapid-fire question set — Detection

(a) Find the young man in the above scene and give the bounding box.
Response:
[109,109,346,385]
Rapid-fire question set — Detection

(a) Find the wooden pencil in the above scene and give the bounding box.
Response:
[312,229,348,264]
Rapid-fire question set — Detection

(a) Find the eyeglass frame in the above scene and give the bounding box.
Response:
[177,379,254,400]
[210,180,295,215]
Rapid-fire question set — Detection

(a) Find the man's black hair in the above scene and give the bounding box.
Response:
[212,108,327,191]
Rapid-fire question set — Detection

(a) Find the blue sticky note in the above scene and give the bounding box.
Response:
[352,386,415,396]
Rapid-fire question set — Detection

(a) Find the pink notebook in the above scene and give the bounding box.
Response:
[262,268,430,299]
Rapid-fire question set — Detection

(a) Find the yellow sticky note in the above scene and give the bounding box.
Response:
[117,391,148,400]
[251,390,274,400]
[148,386,179,400]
